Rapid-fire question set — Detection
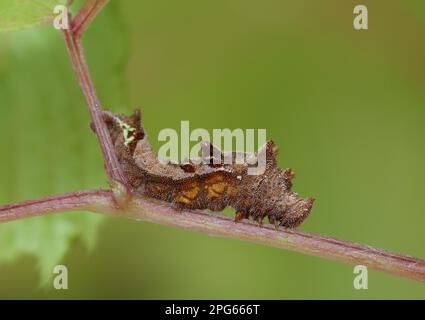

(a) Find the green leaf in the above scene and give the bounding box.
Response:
[0,0,68,32]
[0,1,129,285]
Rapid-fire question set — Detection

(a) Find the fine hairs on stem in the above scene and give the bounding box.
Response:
[0,0,424,284]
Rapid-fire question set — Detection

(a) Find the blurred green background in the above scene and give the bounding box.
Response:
[1,0,425,298]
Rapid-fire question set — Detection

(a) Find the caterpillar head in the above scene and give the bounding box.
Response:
[276,193,315,228]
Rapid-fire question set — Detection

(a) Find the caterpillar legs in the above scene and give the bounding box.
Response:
[234,211,248,223]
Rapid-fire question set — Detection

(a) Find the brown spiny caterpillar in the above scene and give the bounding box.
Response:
[96,109,315,228]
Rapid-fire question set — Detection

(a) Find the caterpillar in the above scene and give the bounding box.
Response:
[96,109,314,228]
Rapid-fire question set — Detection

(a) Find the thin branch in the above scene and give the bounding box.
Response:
[62,1,129,189]
[0,190,116,222]
[72,0,109,39]
[1,192,424,283]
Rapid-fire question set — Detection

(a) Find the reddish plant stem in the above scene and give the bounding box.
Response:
[72,0,109,39]
[62,1,129,189]
[0,190,116,222]
[1,192,425,283]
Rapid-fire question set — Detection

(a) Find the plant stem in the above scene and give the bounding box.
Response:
[1,192,424,283]
[0,190,116,222]
[72,0,109,39]
[62,0,129,189]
